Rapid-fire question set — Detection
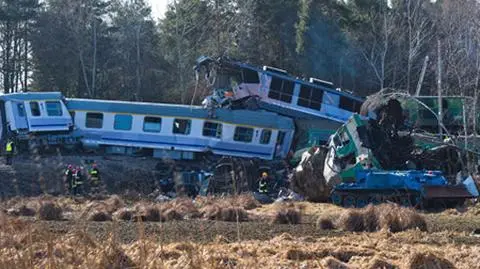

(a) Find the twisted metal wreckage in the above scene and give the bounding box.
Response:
[194,56,479,207]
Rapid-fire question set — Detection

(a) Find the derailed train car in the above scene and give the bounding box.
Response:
[0,92,295,161]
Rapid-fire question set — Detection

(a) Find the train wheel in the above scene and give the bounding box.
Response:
[343,195,356,208]
[356,196,368,208]
[331,192,342,206]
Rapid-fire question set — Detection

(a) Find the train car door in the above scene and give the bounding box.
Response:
[12,102,29,131]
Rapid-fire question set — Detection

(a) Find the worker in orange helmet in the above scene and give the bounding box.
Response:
[258,172,269,194]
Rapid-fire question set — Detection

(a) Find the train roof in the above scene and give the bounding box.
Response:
[0,92,63,101]
[217,58,365,102]
[66,98,294,130]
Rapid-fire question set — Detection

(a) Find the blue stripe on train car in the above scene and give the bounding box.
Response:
[30,124,69,128]
[100,137,271,157]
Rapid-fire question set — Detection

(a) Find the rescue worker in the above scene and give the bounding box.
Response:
[5,139,14,165]
[258,172,269,194]
[73,166,84,195]
[64,164,74,194]
[89,163,100,193]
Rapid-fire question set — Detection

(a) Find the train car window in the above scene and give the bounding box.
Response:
[17,104,25,117]
[203,121,222,138]
[260,129,272,144]
[46,101,63,116]
[242,68,260,83]
[234,126,253,142]
[268,77,294,103]
[143,117,162,133]
[339,96,355,112]
[276,131,286,146]
[114,114,133,130]
[298,85,323,110]
[86,113,103,129]
[173,118,191,135]
[30,101,41,116]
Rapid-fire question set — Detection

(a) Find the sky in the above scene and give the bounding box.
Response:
[147,0,170,19]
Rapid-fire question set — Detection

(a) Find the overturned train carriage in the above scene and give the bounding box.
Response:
[0,92,295,161]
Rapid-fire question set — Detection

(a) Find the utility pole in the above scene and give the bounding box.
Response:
[437,39,443,137]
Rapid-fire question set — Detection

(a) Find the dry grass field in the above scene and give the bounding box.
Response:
[1,194,479,268]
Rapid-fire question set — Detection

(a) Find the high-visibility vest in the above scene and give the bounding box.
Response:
[259,180,268,193]
[90,169,99,181]
[6,142,13,152]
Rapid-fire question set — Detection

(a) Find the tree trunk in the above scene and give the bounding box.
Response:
[91,20,97,98]
[136,25,141,101]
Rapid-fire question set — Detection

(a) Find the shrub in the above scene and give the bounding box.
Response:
[115,208,134,221]
[337,204,427,233]
[317,217,335,230]
[88,211,112,222]
[271,208,301,224]
[37,202,63,221]
[406,252,455,269]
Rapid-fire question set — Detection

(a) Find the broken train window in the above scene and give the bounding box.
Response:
[234,126,253,142]
[242,68,260,84]
[173,118,191,135]
[268,77,294,103]
[203,121,222,138]
[298,85,323,110]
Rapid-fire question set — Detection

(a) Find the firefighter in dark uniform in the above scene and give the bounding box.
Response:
[258,172,269,194]
[73,166,84,195]
[89,163,100,193]
[5,139,14,165]
[64,164,74,194]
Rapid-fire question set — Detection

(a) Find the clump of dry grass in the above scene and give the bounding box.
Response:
[321,256,355,269]
[162,208,183,221]
[201,205,249,222]
[367,258,398,269]
[317,217,335,230]
[338,204,427,233]
[160,198,200,220]
[96,241,136,268]
[233,194,260,210]
[88,210,112,222]
[405,252,455,269]
[37,202,63,221]
[8,205,36,217]
[114,208,134,221]
[138,206,161,222]
[104,195,125,213]
[271,207,302,224]
[338,210,365,232]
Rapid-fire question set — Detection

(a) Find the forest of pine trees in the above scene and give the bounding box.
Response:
[1,0,480,105]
